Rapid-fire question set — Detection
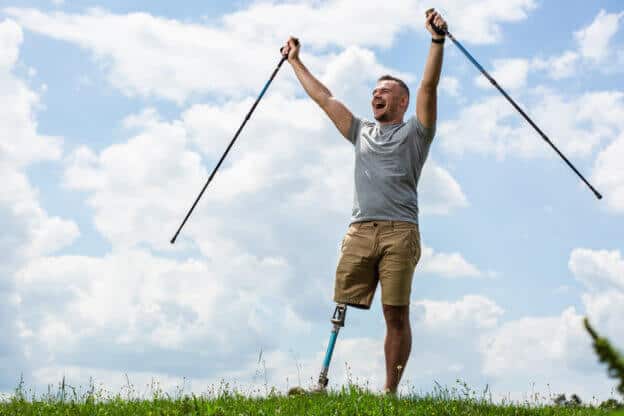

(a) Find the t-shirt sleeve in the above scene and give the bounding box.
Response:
[408,115,436,143]
[347,115,362,145]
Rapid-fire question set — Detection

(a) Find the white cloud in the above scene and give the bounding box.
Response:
[416,160,469,216]
[439,89,623,160]
[577,91,624,129]
[5,6,413,103]
[569,248,624,292]
[0,18,78,389]
[568,248,624,345]
[436,0,537,44]
[439,75,460,97]
[288,146,354,215]
[480,307,585,378]
[475,58,530,90]
[413,295,503,331]
[64,108,207,250]
[14,248,307,375]
[0,18,21,69]
[4,7,280,103]
[593,130,624,212]
[419,300,503,397]
[575,9,624,63]
[475,245,624,401]
[63,99,325,251]
[5,0,539,103]
[478,246,624,400]
[0,23,62,167]
[1,168,78,260]
[478,306,616,401]
[0,18,77,264]
[582,290,624,346]
[529,9,624,80]
[419,244,481,278]
[438,95,530,159]
[531,51,579,80]
[219,0,536,48]
[221,0,422,50]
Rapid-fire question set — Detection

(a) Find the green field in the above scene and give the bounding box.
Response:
[2,383,623,416]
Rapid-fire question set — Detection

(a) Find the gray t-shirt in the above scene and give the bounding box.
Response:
[347,115,435,225]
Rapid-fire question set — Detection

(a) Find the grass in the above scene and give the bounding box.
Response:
[1,380,623,416]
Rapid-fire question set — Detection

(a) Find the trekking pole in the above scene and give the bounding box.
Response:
[170,43,296,244]
[426,9,602,200]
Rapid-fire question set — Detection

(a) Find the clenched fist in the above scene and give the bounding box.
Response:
[281,36,300,63]
[425,9,448,39]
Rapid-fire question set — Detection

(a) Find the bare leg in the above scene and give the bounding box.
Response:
[382,304,411,393]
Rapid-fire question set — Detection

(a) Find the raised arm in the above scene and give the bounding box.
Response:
[282,37,354,140]
[416,10,447,129]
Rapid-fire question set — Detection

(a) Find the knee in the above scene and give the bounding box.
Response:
[383,305,410,330]
[386,316,410,331]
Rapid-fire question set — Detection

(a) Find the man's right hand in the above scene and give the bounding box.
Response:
[281,36,300,62]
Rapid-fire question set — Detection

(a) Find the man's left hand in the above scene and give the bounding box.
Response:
[425,9,447,39]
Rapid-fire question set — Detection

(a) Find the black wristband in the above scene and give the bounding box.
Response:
[432,37,445,44]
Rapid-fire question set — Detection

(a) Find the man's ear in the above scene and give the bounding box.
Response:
[401,95,409,110]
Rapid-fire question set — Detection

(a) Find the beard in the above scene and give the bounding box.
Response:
[374,110,390,122]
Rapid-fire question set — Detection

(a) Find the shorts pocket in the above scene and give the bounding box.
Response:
[341,224,361,252]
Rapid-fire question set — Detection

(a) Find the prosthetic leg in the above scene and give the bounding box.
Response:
[316,304,347,390]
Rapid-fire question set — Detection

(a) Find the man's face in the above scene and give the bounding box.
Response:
[371,80,407,122]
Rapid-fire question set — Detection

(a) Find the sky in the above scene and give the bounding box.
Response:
[1,0,624,405]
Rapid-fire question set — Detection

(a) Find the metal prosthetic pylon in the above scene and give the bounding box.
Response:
[316,304,347,390]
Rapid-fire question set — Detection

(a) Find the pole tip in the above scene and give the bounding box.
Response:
[595,191,603,200]
[170,237,177,244]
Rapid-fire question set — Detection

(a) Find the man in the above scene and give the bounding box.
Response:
[281,9,447,393]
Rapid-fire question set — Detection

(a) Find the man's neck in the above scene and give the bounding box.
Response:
[378,118,404,126]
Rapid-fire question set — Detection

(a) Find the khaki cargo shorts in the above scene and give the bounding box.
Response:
[334,220,421,309]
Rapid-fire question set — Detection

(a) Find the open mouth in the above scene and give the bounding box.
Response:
[374,102,386,110]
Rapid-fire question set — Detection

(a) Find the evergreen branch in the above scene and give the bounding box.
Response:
[584,317,624,398]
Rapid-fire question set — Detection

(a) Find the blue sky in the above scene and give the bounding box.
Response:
[1,0,624,404]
